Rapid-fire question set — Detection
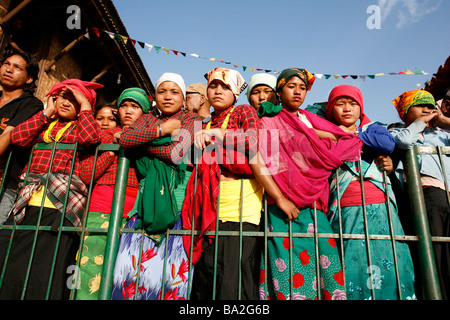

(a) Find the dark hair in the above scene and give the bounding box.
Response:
[95,102,121,126]
[1,47,40,93]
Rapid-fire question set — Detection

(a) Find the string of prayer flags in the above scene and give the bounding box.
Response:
[88,27,433,80]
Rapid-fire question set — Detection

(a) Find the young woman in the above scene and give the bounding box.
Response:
[246,73,277,111]
[110,73,200,300]
[0,79,102,299]
[325,84,416,300]
[257,69,363,300]
[76,88,150,300]
[94,102,120,130]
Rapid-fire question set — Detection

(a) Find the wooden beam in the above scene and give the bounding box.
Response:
[91,63,112,83]
[0,0,33,25]
[45,32,86,72]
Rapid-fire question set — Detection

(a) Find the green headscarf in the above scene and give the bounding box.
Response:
[276,68,316,92]
[117,87,151,114]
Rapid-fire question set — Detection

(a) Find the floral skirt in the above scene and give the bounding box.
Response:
[110,213,192,300]
[330,202,416,300]
[259,205,346,300]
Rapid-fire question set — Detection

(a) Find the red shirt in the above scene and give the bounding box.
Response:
[11,110,101,177]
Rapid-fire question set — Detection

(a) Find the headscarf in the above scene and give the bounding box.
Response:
[392,90,436,121]
[205,67,247,102]
[276,68,315,92]
[325,84,371,127]
[46,79,103,107]
[246,73,277,99]
[117,87,151,114]
[156,72,186,99]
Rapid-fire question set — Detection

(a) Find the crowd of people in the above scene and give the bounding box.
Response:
[0,47,448,300]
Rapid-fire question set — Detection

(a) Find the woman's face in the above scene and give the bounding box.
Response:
[278,76,307,113]
[95,106,118,130]
[55,89,80,120]
[331,97,361,128]
[207,80,235,111]
[155,81,184,116]
[118,100,143,126]
[248,85,277,110]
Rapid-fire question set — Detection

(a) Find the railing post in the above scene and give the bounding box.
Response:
[98,148,130,300]
[404,147,442,300]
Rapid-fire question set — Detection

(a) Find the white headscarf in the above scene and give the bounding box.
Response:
[156,72,186,99]
[246,73,277,99]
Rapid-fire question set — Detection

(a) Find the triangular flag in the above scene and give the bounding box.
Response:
[104,30,115,39]
[180,52,186,57]
[405,69,414,75]
[233,64,239,68]
[249,67,255,72]
[120,35,128,44]
[315,74,323,79]
[154,46,162,53]
[145,44,153,52]
[333,75,340,79]
[367,75,375,79]
[398,71,406,74]
[342,75,348,79]
[389,72,398,75]
[359,75,366,81]
[92,27,100,37]
[242,66,247,71]
[265,70,271,73]
[190,53,199,58]
[129,38,136,46]
[375,73,384,76]
[351,75,358,79]
[84,30,90,40]
[208,58,216,61]
[273,70,280,74]
[414,68,423,75]
[137,41,145,49]
[172,50,178,55]
[325,75,331,79]
[162,48,170,54]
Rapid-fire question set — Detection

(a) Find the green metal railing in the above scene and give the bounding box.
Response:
[0,143,447,300]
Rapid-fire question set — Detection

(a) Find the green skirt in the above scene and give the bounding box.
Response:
[259,205,346,300]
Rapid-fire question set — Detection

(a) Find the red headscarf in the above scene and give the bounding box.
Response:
[325,85,371,127]
[46,79,103,107]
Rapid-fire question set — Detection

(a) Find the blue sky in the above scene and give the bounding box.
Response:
[112,0,449,126]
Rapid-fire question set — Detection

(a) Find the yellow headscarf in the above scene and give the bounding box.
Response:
[392,90,436,121]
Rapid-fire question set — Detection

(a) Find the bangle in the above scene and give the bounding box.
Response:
[158,124,162,137]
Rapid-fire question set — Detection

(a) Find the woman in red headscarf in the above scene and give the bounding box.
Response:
[325,85,416,300]
[0,79,102,299]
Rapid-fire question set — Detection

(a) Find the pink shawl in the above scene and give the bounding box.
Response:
[260,108,363,211]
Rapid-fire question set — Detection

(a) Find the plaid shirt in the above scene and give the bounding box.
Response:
[120,110,201,164]
[12,172,88,227]
[208,104,262,155]
[79,128,139,187]
[11,110,101,177]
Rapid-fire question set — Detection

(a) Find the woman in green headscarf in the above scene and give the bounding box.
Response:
[75,87,149,300]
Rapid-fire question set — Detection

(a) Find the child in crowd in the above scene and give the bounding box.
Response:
[75,88,149,300]
[257,69,363,300]
[390,89,450,300]
[0,79,102,299]
[94,102,120,130]
[325,84,416,300]
[111,73,200,300]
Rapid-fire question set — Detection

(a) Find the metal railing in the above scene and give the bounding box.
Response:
[0,142,447,300]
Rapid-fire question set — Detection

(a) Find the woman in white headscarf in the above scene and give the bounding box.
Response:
[110,73,201,300]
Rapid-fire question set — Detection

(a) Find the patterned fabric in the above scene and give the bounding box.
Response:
[117,87,151,113]
[75,212,127,300]
[260,205,347,300]
[111,214,192,300]
[10,110,101,176]
[11,172,88,227]
[276,68,315,91]
[79,128,139,187]
[392,90,436,121]
[205,67,247,101]
[119,110,200,165]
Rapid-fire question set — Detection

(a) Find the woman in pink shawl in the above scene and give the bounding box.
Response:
[258,68,363,300]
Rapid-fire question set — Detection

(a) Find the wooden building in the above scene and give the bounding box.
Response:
[0,0,154,105]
